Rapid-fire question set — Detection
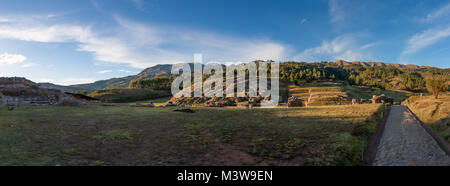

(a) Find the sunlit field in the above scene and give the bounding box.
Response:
[0,104,387,166]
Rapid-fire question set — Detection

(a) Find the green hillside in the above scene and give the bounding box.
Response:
[37,60,449,94]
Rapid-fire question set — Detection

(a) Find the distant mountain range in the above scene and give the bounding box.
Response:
[40,64,173,92]
[333,59,437,69]
[37,61,444,93]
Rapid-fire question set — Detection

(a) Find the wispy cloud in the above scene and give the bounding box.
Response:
[97,70,112,74]
[422,3,450,23]
[0,15,289,69]
[38,78,97,85]
[21,63,39,68]
[294,35,377,62]
[0,16,13,23]
[361,41,382,49]
[118,69,134,73]
[300,18,308,24]
[59,78,97,85]
[38,78,54,83]
[328,0,367,28]
[402,25,450,55]
[0,53,27,64]
[329,0,346,23]
[131,0,146,11]
[0,23,92,42]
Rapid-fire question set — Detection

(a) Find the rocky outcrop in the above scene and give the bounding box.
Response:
[0,77,91,106]
[287,96,303,107]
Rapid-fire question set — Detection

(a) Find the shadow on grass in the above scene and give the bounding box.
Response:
[342,86,412,103]
[425,117,450,146]
[0,104,388,166]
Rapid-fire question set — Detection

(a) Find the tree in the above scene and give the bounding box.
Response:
[426,76,448,99]
[129,76,173,91]
[75,90,88,95]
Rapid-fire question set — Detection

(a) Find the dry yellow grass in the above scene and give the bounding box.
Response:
[0,104,387,165]
[407,92,450,142]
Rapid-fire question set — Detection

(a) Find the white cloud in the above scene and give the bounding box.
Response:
[21,63,39,68]
[97,70,112,74]
[38,78,54,83]
[118,69,133,73]
[361,41,382,49]
[58,78,97,85]
[423,3,450,23]
[0,16,289,69]
[37,78,97,85]
[0,24,92,43]
[0,17,13,23]
[0,53,27,64]
[402,25,450,55]
[294,35,376,62]
[300,18,308,24]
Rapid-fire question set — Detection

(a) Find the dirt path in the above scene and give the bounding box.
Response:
[373,106,449,166]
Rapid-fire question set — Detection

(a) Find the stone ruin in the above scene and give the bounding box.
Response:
[370,94,394,104]
[162,94,281,108]
[161,75,283,108]
[287,96,303,107]
[351,98,367,105]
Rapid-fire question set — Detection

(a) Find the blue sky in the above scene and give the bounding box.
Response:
[0,0,449,85]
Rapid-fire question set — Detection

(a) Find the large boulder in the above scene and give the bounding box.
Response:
[371,94,393,104]
[287,96,303,107]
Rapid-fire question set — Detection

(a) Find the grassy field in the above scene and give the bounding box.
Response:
[126,97,171,106]
[289,81,413,106]
[407,92,450,143]
[0,104,387,166]
[88,88,171,103]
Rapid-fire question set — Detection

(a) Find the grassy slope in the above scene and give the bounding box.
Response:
[288,81,412,106]
[0,104,387,166]
[88,88,171,103]
[407,92,450,143]
[125,97,171,106]
[342,85,412,104]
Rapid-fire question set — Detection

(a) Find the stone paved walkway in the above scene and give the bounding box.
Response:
[374,106,450,166]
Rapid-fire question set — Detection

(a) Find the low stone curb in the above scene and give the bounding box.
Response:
[365,106,391,166]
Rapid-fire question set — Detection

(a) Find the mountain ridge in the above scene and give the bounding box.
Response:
[36,60,447,93]
[39,64,174,92]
